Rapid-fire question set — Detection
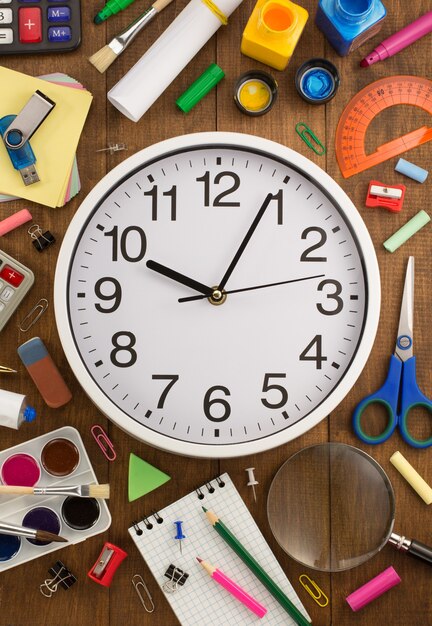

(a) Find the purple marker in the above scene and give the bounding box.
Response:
[361,11,432,67]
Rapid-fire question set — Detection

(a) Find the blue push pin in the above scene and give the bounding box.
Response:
[174,521,186,554]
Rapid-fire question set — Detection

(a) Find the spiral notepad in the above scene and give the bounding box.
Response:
[128,473,309,625]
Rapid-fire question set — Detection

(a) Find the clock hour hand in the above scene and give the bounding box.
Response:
[146,260,213,296]
[178,274,325,303]
[217,193,274,291]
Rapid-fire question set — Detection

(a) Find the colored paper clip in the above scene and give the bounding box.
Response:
[295,123,326,155]
[366,180,406,213]
[132,574,155,613]
[19,298,48,332]
[299,574,328,607]
[91,424,117,461]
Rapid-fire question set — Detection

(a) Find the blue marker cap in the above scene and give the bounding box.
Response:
[295,59,340,105]
[23,406,37,423]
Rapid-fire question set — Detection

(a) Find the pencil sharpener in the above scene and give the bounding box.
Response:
[365,180,406,213]
[88,542,128,587]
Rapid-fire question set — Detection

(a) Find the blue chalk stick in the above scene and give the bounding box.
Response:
[395,158,428,183]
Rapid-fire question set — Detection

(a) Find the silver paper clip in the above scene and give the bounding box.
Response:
[132,574,155,613]
[19,298,48,332]
[91,424,117,461]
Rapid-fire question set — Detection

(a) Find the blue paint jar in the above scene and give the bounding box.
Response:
[315,0,386,56]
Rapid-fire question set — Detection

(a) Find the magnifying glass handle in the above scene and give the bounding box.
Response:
[389,532,432,565]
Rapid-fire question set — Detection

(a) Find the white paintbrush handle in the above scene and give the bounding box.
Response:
[0,485,33,495]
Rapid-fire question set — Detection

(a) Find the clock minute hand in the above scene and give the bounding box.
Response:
[146,260,213,296]
[178,274,326,303]
[217,193,274,292]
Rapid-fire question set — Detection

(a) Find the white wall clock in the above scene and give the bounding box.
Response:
[54,132,380,458]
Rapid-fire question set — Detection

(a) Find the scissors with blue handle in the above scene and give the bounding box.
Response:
[353,257,432,448]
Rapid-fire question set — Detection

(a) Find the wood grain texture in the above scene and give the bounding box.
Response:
[0,0,431,624]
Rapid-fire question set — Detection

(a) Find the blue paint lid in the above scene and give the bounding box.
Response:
[295,58,340,104]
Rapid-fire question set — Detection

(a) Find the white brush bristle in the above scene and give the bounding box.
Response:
[88,45,118,74]
[88,484,110,499]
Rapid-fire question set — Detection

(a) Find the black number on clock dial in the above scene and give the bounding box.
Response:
[261,373,288,408]
[203,386,231,422]
[300,227,327,262]
[143,185,177,221]
[317,280,343,315]
[152,374,179,408]
[94,278,122,313]
[299,335,327,369]
[196,171,240,207]
[104,226,147,262]
[110,331,137,367]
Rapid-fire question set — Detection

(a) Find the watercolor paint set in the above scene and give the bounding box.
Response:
[0,426,111,571]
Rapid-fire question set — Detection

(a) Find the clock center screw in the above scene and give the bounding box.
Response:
[209,287,227,306]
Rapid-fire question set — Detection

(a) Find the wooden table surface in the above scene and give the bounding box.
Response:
[1,0,431,624]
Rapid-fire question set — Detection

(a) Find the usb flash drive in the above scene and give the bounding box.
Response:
[0,91,55,186]
[0,115,39,184]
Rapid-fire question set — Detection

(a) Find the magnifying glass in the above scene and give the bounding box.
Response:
[267,443,432,572]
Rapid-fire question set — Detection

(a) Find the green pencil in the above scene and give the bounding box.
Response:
[203,507,311,626]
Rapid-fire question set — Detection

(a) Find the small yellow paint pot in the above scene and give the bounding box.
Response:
[234,71,278,116]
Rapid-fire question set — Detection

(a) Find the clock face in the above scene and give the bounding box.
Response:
[55,133,380,458]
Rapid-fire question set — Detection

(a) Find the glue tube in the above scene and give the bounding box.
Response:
[0,389,36,430]
[108,0,243,122]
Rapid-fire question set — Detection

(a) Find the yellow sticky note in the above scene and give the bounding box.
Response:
[0,67,92,208]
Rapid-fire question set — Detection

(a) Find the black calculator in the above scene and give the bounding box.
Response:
[0,0,81,54]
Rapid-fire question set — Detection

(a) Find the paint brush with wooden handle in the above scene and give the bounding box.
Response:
[0,484,110,499]
[0,520,67,543]
[89,0,175,73]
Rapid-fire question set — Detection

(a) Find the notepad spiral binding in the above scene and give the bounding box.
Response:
[131,476,226,535]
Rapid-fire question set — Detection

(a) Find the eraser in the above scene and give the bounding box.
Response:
[0,209,32,236]
[17,337,72,408]
[383,210,430,253]
[390,451,432,505]
[346,566,401,611]
[395,158,428,183]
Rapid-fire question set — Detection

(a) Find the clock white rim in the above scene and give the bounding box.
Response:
[54,131,381,459]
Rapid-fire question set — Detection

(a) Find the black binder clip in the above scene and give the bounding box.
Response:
[40,561,77,597]
[163,564,189,593]
[28,224,55,252]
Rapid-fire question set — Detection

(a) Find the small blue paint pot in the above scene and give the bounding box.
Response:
[0,534,21,562]
[295,58,340,104]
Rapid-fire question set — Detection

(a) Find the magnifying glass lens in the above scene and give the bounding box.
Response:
[267,443,395,572]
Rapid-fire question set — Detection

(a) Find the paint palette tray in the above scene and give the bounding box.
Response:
[0,426,111,572]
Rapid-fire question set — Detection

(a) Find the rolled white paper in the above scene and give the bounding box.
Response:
[108,0,243,122]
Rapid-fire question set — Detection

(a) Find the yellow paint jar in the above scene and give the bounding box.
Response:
[241,0,309,70]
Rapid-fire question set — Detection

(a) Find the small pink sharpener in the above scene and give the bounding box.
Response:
[346,566,401,611]
[0,209,32,236]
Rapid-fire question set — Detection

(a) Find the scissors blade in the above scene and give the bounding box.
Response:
[395,256,414,362]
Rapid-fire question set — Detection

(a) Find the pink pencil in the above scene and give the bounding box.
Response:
[196,557,267,618]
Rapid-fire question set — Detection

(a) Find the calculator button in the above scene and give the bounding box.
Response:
[48,25,71,41]
[0,266,24,287]
[0,0,11,4]
[0,27,12,42]
[19,7,42,43]
[47,6,70,21]
[0,302,5,312]
[0,286,14,302]
[0,8,12,23]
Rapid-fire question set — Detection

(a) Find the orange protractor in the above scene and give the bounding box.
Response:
[335,76,432,178]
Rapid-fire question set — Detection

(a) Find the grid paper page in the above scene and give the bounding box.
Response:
[128,473,309,626]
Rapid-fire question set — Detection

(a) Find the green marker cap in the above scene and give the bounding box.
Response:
[176,63,225,114]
